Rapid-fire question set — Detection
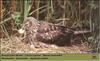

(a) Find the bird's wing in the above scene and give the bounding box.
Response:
[37,22,56,33]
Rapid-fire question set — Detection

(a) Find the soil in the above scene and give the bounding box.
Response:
[0,36,91,53]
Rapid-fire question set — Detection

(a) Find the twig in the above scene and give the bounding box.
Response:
[0,17,12,25]
[29,5,47,15]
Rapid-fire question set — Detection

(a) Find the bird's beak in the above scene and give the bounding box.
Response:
[18,29,25,34]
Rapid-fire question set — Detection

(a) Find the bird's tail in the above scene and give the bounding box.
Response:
[74,30,92,35]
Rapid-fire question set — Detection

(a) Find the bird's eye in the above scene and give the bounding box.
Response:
[26,28,30,31]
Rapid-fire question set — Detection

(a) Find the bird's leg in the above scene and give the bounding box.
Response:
[30,33,41,48]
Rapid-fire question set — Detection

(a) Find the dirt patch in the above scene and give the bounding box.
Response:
[1,36,90,53]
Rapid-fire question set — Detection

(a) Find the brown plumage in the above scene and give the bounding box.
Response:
[19,17,91,47]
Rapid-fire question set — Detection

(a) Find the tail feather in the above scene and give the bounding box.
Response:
[74,30,91,35]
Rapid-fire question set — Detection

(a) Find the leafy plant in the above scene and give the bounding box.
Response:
[11,12,21,25]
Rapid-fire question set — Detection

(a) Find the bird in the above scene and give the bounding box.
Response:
[18,17,91,47]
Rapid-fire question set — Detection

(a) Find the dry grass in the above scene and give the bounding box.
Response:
[1,36,90,53]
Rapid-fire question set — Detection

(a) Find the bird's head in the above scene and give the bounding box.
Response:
[18,17,38,34]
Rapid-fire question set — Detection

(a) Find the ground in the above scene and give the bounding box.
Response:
[1,36,90,53]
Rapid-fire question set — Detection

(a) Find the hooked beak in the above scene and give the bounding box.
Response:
[18,29,25,34]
